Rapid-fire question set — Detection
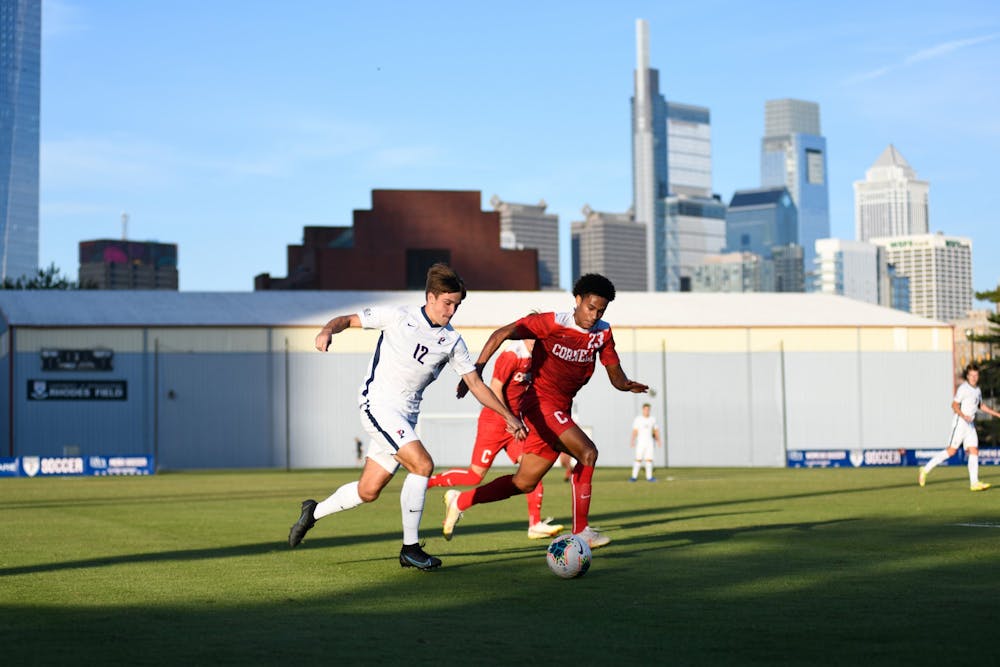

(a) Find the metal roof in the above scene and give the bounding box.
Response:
[0,290,948,328]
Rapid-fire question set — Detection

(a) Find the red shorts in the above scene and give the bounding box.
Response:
[519,397,576,463]
[471,411,521,468]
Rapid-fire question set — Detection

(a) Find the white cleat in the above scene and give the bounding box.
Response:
[575,525,611,549]
[442,489,464,541]
[527,517,564,539]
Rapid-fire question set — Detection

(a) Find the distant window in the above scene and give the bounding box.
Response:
[806,149,824,185]
[741,234,750,248]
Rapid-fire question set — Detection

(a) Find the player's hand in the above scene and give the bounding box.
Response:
[315,331,332,352]
[623,380,649,394]
[506,418,529,441]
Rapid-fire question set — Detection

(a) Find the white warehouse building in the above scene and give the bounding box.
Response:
[0,290,954,470]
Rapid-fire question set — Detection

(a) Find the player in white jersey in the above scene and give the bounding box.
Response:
[287,264,527,569]
[919,363,1000,491]
[629,402,662,482]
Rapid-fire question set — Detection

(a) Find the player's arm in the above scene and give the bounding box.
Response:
[630,427,637,448]
[456,321,523,398]
[315,314,362,352]
[462,369,527,439]
[605,363,649,394]
[979,402,1000,419]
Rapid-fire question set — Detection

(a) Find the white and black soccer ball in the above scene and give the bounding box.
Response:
[546,534,591,578]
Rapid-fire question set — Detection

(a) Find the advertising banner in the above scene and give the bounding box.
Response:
[786,449,997,468]
[0,456,154,477]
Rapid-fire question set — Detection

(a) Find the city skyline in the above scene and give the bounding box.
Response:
[38,1,1000,304]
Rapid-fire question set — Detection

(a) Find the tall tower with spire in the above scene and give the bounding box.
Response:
[631,18,720,291]
[853,144,929,241]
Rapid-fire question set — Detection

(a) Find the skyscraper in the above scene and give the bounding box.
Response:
[761,99,830,275]
[490,195,560,289]
[870,233,972,321]
[0,0,41,283]
[570,205,645,290]
[726,187,798,259]
[632,18,718,291]
[854,144,929,241]
[813,238,883,305]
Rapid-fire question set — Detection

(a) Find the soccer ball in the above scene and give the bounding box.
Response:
[546,534,591,578]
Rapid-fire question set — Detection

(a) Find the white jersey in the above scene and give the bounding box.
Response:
[356,304,475,417]
[953,381,982,423]
[632,414,658,446]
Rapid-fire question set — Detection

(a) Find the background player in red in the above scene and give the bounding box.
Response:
[443,273,648,549]
[428,339,564,539]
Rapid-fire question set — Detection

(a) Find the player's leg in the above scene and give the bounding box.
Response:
[964,427,989,490]
[557,425,609,547]
[443,452,553,540]
[428,413,503,488]
[629,453,641,481]
[393,438,443,569]
[921,420,964,486]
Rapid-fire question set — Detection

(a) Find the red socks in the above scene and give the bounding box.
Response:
[571,463,594,533]
[427,468,484,488]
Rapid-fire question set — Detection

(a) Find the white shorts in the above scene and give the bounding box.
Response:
[634,441,655,461]
[948,417,979,450]
[359,404,419,474]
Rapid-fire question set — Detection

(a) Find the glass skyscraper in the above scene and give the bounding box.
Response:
[632,19,718,291]
[0,0,41,283]
[760,99,829,279]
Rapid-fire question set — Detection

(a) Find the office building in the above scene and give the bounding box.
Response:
[632,18,718,291]
[78,240,179,290]
[570,205,646,290]
[726,187,797,259]
[0,0,41,283]
[666,195,727,291]
[854,144,929,241]
[870,233,973,321]
[760,99,830,272]
[691,252,764,293]
[814,238,882,305]
[490,195,560,289]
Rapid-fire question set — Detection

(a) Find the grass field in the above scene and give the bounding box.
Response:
[2,465,999,666]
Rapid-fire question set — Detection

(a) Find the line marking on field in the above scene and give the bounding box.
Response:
[953,522,1000,529]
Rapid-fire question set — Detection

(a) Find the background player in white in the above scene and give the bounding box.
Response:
[629,402,661,482]
[919,363,1000,491]
[287,264,527,570]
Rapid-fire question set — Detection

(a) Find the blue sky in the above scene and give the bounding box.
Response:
[39,0,1000,299]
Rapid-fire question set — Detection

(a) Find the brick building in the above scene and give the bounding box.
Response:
[255,190,539,290]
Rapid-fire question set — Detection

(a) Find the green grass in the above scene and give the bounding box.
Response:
[2,466,999,666]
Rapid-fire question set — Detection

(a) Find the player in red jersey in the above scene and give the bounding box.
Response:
[443,273,648,549]
[428,339,564,539]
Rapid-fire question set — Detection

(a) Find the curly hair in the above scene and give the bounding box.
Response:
[572,273,616,301]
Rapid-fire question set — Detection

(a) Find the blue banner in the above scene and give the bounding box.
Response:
[0,455,154,477]
[786,448,998,468]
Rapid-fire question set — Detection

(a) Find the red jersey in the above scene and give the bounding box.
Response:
[514,311,620,409]
[490,340,533,415]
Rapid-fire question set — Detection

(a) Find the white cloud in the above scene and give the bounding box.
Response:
[843,32,1000,85]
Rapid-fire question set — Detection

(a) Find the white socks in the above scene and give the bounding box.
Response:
[968,454,979,484]
[631,462,641,478]
[314,481,363,520]
[400,473,428,545]
[924,450,951,474]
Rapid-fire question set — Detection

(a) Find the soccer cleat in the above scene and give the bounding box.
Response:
[399,543,442,571]
[647,477,657,482]
[575,525,611,549]
[970,481,991,492]
[442,489,463,541]
[628,477,637,482]
[527,518,564,539]
[288,499,317,548]
[918,468,927,487]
